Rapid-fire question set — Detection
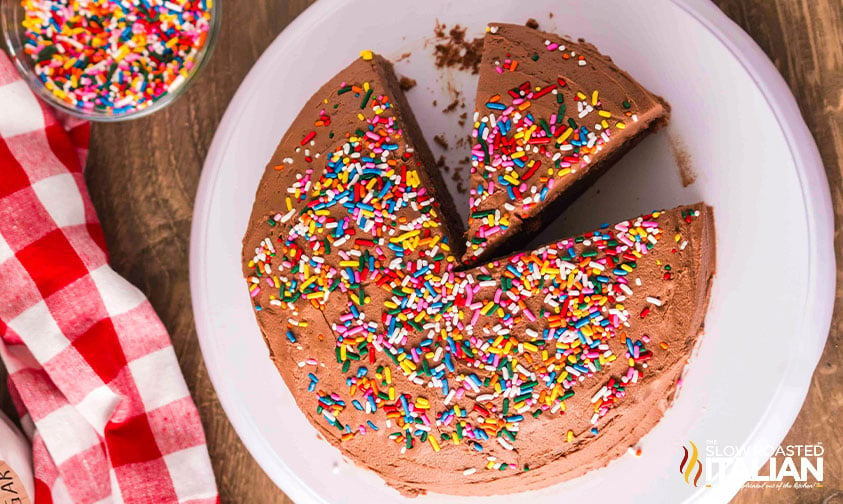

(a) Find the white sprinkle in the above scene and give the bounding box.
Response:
[498,438,514,451]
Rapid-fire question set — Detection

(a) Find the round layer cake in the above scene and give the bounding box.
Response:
[242,24,715,497]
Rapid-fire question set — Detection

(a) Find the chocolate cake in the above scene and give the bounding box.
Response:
[242,38,714,496]
[464,23,670,264]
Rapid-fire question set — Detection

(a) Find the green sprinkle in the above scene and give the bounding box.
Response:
[360,88,373,109]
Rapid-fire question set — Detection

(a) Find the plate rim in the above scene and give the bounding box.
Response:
[189,1,835,502]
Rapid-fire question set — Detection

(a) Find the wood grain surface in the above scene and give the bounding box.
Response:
[1,1,840,502]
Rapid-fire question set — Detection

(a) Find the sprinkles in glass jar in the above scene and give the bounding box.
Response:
[20,0,213,115]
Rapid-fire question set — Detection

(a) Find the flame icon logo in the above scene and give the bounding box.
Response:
[679,441,703,486]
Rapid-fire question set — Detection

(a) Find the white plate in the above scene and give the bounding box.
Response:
[189,0,834,502]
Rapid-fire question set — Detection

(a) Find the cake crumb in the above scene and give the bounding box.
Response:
[435,154,467,193]
[441,81,466,114]
[432,21,484,74]
[436,155,450,172]
[669,136,697,187]
[433,135,449,150]
[396,51,412,62]
[525,18,539,29]
[443,98,460,113]
[399,76,417,91]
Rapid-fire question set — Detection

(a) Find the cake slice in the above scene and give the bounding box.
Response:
[464,23,670,264]
[242,53,466,428]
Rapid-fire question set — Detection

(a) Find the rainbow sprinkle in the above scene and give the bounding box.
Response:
[20,0,213,114]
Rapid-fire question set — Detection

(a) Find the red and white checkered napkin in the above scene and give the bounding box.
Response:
[0,52,219,503]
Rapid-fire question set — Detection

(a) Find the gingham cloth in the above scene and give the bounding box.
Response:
[0,51,219,503]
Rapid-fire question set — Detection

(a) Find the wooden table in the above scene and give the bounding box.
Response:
[1,1,840,502]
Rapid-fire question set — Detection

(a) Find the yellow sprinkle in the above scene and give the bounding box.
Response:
[598,110,612,118]
[556,127,573,144]
[591,90,599,105]
[360,49,374,60]
[114,44,131,62]
[390,229,420,243]
[400,360,417,373]
[567,430,574,442]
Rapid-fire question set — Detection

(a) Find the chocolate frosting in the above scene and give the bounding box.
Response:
[241,38,714,496]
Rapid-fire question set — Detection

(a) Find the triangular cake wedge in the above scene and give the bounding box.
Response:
[242,54,465,415]
[464,23,670,264]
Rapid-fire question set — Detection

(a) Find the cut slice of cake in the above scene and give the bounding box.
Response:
[464,23,671,264]
[242,52,466,432]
